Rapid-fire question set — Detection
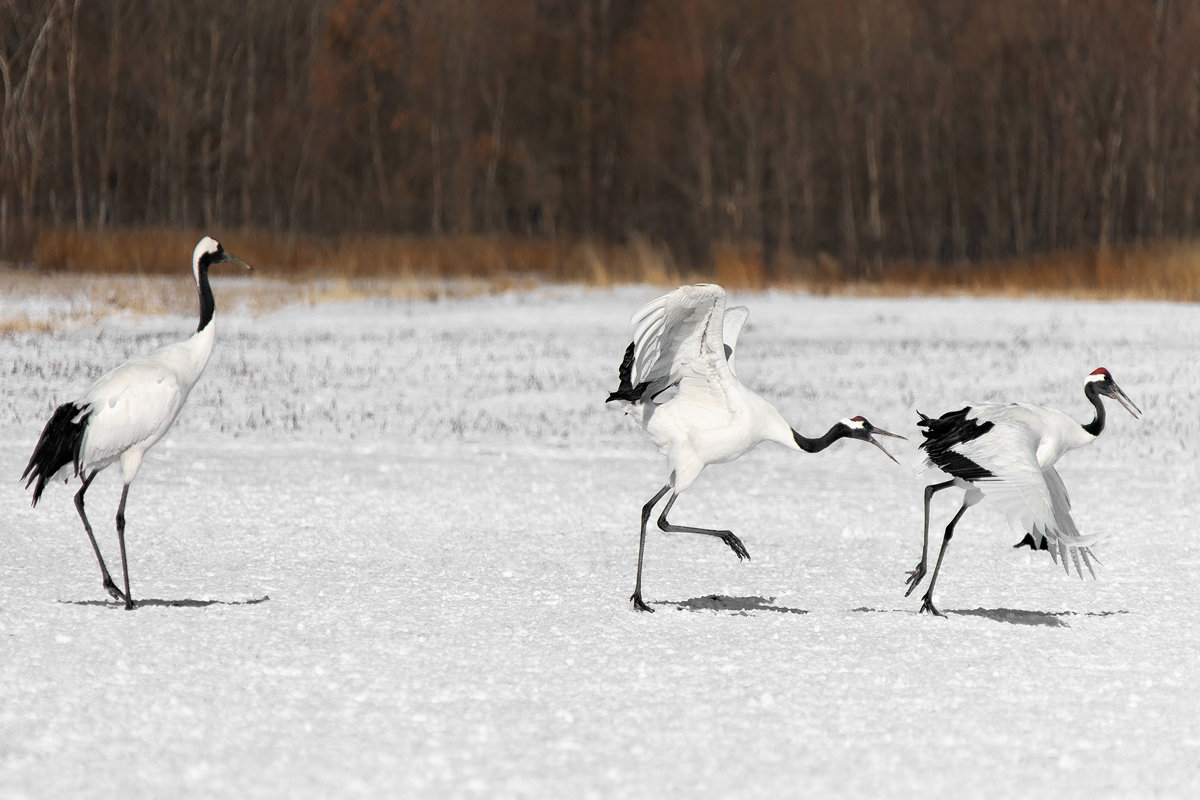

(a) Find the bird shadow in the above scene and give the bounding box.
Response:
[58,595,271,609]
[852,606,1129,628]
[661,594,809,616]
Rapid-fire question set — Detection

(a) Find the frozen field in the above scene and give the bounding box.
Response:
[1,283,1198,798]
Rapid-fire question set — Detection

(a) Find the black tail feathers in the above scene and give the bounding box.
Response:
[23,402,90,506]
[606,341,650,403]
[1012,532,1051,552]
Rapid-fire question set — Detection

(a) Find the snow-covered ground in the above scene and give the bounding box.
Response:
[1,283,1197,798]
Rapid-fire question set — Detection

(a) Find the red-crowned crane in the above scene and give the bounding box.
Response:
[607,283,904,612]
[906,367,1140,616]
[22,237,250,610]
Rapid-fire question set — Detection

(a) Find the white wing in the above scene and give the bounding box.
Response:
[1037,466,1101,578]
[971,401,1088,467]
[78,360,188,469]
[721,305,749,379]
[947,411,1102,578]
[628,283,735,409]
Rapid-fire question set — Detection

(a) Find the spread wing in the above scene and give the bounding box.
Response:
[629,283,734,409]
[721,305,749,379]
[1038,466,1100,578]
[946,408,1102,577]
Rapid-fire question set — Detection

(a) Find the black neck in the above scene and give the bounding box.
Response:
[1082,382,1105,437]
[196,261,214,332]
[792,423,848,453]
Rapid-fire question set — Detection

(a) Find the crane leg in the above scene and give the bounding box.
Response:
[905,480,956,596]
[115,484,135,610]
[631,484,671,613]
[656,493,750,561]
[919,500,970,617]
[73,471,127,604]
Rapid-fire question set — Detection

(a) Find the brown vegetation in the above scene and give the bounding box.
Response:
[24,227,681,285]
[13,226,1200,303]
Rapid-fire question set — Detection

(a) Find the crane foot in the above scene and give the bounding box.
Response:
[630,592,654,613]
[904,561,927,596]
[720,532,750,561]
[102,576,128,604]
[918,593,945,617]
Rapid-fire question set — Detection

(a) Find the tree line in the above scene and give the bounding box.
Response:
[2,0,1198,275]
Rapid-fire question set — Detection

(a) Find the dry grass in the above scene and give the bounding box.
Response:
[25,226,690,285]
[0,314,55,335]
[11,226,1200,302]
[788,243,1200,301]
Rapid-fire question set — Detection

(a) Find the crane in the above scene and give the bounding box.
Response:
[905,367,1140,616]
[22,236,250,609]
[607,283,904,612]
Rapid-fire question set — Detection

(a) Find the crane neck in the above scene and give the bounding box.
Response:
[196,260,215,332]
[1081,381,1106,437]
[791,423,848,453]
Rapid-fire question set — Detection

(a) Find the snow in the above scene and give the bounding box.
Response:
[1,283,1198,798]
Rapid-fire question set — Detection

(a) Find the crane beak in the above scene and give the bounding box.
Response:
[221,251,253,271]
[1106,383,1141,419]
[866,426,905,464]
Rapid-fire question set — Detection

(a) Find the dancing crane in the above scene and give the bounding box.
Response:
[22,237,250,609]
[905,367,1140,616]
[607,283,904,612]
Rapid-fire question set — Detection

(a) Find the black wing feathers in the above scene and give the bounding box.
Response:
[22,402,90,506]
[917,407,996,482]
[606,341,652,404]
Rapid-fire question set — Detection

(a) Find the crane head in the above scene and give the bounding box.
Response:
[842,416,906,464]
[1087,368,1141,418]
[193,236,252,285]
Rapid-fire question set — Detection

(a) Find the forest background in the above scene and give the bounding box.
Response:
[3,0,1200,299]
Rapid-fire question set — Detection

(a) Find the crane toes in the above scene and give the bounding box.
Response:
[630,592,655,613]
[720,531,751,561]
[918,594,945,617]
[102,576,128,604]
[904,562,927,596]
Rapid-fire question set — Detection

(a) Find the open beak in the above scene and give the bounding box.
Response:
[1106,383,1141,419]
[867,426,906,464]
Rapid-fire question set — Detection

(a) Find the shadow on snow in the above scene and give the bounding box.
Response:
[58,595,271,609]
[661,595,808,615]
[852,606,1129,627]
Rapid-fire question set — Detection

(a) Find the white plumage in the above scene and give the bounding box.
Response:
[607,283,903,612]
[954,404,1099,547]
[906,368,1140,616]
[721,304,749,378]
[22,236,250,609]
[75,321,213,485]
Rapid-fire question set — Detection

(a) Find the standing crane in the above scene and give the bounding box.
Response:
[905,368,1140,616]
[22,237,250,609]
[607,283,904,612]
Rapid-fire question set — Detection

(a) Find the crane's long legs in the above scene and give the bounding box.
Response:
[115,484,134,610]
[918,500,970,617]
[656,494,751,561]
[73,470,128,604]
[905,480,956,597]
[631,484,671,613]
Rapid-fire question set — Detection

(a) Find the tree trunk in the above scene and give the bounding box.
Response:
[66,0,84,229]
